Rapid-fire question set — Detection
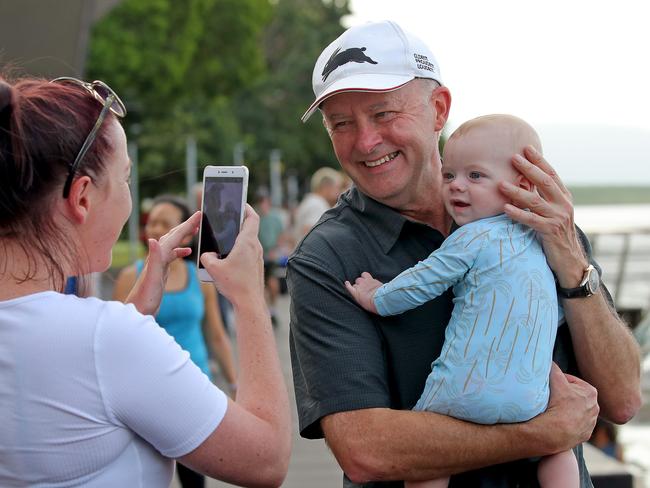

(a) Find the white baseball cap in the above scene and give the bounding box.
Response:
[301,20,443,122]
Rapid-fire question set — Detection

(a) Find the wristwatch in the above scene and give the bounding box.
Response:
[557,264,600,298]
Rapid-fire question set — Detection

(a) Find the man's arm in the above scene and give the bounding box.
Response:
[559,266,641,423]
[322,364,597,483]
[501,146,642,423]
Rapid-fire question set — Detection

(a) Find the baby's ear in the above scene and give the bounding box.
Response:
[516,173,534,192]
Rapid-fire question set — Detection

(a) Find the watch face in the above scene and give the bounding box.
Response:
[587,268,600,294]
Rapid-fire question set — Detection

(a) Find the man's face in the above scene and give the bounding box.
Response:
[321,81,445,210]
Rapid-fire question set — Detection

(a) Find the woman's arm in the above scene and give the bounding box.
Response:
[201,281,237,393]
[179,206,291,487]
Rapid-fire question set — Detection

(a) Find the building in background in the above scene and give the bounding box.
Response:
[0,0,121,78]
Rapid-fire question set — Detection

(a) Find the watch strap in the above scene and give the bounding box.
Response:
[558,284,590,299]
[557,264,598,299]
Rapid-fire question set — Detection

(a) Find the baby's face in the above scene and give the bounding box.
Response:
[441,125,524,226]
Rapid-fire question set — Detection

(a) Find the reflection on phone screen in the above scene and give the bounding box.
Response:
[199,177,243,265]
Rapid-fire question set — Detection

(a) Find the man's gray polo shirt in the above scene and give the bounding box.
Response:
[288,187,593,487]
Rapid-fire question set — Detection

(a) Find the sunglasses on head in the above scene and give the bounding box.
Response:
[50,77,127,198]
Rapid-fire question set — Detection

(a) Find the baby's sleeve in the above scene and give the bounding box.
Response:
[375,224,487,316]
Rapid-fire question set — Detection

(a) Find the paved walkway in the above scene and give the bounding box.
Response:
[170,293,342,488]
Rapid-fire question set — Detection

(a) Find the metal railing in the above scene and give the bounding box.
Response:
[587,229,650,327]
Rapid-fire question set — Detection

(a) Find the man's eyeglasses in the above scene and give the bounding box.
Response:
[50,77,127,198]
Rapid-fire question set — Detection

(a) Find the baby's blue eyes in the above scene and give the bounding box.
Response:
[442,171,486,181]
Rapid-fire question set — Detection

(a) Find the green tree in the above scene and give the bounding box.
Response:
[236,0,350,189]
[86,0,349,197]
[87,0,271,196]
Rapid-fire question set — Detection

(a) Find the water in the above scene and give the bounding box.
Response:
[574,204,650,235]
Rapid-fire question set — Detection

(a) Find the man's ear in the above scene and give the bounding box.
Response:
[432,86,451,132]
[516,173,534,192]
[65,176,93,224]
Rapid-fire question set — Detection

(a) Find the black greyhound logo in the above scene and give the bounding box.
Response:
[321,47,378,82]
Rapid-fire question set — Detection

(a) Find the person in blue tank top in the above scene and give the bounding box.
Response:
[346,115,577,488]
[114,195,237,488]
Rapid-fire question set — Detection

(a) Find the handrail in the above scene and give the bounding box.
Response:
[585,229,650,319]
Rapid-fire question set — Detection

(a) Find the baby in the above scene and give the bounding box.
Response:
[345,115,577,488]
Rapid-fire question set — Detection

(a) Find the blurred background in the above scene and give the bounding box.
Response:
[1,0,649,486]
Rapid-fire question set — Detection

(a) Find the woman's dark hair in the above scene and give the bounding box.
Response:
[149,195,195,260]
[0,75,117,288]
[151,195,192,223]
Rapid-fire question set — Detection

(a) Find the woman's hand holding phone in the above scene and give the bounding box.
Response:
[200,204,264,308]
[125,211,201,316]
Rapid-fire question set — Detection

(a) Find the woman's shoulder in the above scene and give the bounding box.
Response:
[14,293,153,342]
[92,298,172,357]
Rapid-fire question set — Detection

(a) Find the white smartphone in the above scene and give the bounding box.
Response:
[197,165,249,282]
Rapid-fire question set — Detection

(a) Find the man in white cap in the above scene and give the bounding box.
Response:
[287,20,641,487]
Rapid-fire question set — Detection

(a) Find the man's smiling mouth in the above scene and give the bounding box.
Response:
[364,151,400,167]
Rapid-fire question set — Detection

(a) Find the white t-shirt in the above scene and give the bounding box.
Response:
[294,193,330,242]
[0,291,227,487]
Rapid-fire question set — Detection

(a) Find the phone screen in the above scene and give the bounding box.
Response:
[199,176,244,264]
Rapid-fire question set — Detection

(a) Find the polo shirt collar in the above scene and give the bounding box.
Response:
[342,187,409,254]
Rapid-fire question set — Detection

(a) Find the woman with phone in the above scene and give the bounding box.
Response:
[0,75,291,487]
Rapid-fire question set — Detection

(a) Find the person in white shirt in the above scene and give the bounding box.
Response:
[294,166,343,242]
[0,75,291,487]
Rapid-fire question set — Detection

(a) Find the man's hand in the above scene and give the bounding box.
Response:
[500,146,642,423]
[534,363,599,453]
[345,272,383,314]
[500,146,588,288]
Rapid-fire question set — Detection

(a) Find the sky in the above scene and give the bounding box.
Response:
[345,0,650,185]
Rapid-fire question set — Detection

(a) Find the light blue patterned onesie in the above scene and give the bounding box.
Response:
[374,213,563,424]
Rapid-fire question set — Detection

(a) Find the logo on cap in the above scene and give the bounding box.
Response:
[321,47,378,82]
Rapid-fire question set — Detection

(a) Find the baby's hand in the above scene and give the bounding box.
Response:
[345,272,383,314]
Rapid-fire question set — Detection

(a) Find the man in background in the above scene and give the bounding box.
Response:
[293,166,343,243]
